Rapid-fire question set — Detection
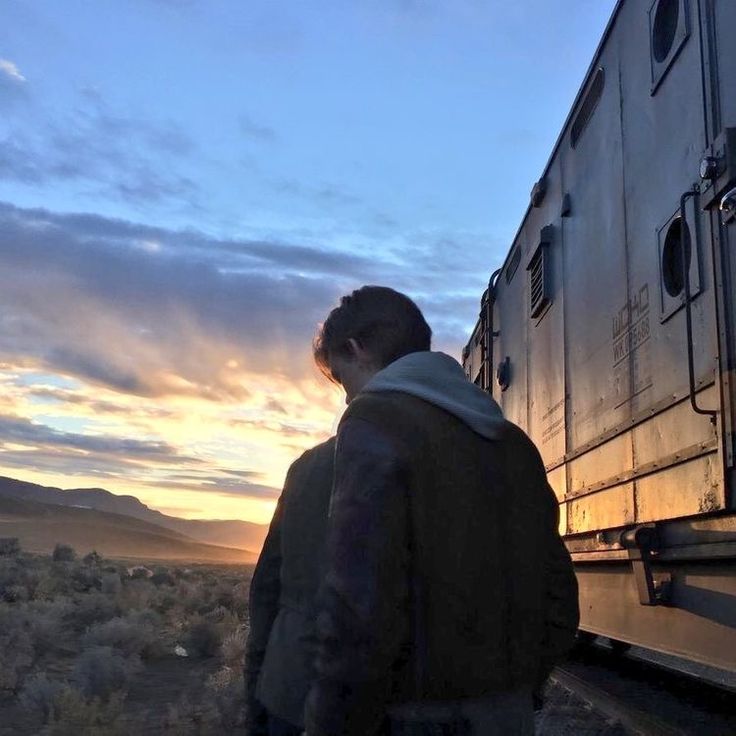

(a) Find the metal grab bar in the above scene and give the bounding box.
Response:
[679,188,717,417]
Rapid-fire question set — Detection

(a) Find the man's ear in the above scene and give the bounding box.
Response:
[346,338,371,364]
[346,337,361,357]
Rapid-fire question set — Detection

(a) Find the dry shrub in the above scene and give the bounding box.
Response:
[184,618,222,659]
[0,557,37,602]
[26,599,74,656]
[220,627,247,668]
[151,570,175,587]
[0,537,20,556]
[0,625,33,691]
[34,567,75,601]
[203,604,230,623]
[82,610,163,660]
[172,579,210,615]
[44,687,126,736]
[115,579,157,612]
[231,581,249,618]
[206,666,246,730]
[19,673,64,726]
[71,646,142,700]
[83,551,104,567]
[69,564,100,593]
[52,544,76,563]
[69,592,119,632]
[100,572,122,595]
[160,691,216,734]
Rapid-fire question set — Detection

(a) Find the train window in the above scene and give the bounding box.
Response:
[505,247,521,284]
[570,68,604,149]
[649,0,690,94]
[661,217,691,297]
[652,0,679,63]
[657,205,701,323]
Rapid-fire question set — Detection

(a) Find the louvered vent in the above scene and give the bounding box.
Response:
[529,251,546,317]
[527,226,553,320]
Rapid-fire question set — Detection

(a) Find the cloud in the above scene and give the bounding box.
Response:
[271,178,362,209]
[0,59,29,110]
[0,201,361,399]
[0,414,195,463]
[0,59,26,83]
[140,475,280,499]
[28,387,160,417]
[0,138,43,182]
[0,201,492,406]
[239,114,277,142]
[0,197,496,519]
[0,88,198,208]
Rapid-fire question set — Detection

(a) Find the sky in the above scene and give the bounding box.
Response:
[0,0,617,523]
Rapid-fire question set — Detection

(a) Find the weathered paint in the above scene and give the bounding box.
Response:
[462,0,736,672]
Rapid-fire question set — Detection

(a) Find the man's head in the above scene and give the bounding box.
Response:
[314,285,432,402]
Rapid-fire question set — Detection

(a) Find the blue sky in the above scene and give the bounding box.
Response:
[0,0,617,521]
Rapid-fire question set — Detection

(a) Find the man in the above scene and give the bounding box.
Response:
[304,286,579,736]
[245,436,336,736]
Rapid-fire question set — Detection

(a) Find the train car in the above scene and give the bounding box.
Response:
[462,0,736,674]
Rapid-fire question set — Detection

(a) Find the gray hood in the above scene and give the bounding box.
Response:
[361,351,504,440]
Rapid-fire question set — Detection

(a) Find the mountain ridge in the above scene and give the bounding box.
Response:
[0,475,269,553]
[0,495,257,563]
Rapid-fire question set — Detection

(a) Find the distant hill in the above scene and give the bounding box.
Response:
[0,495,257,563]
[0,476,269,553]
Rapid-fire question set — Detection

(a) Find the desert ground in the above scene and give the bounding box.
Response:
[0,542,251,734]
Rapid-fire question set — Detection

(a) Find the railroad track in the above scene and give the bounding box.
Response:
[543,647,736,736]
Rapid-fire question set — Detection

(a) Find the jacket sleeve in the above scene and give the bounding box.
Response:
[244,492,285,736]
[536,481,579,700]
[304,417,410,736]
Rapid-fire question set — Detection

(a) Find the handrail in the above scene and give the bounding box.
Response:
[485,268,503,392]
[679,188,717,417]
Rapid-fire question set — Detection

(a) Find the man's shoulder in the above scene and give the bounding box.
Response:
[290,436,336,473]
[343,391,427,428]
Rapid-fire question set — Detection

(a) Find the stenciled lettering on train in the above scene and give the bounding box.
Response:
[612,284,653,406]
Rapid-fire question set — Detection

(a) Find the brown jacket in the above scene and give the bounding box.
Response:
[305,390,578,736]
[245,437,336,733]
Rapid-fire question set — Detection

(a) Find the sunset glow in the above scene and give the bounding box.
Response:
[0,1,616,523]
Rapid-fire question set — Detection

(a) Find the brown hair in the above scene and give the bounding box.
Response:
[314,286,432,380]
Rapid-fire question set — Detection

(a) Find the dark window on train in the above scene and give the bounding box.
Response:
[652,0,679,63]
[527,244,550,319]
[505,247,521,284]
[658,205,701,323]
[661,217,691,297]
[649,0,689,94]
[570,68,604,149]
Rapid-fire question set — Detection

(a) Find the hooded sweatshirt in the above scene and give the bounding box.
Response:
[361,350,504,439]
[305,350,578,736]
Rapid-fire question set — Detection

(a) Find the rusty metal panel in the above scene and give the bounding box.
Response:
[617,0,718,418]
[636,453,723,521]
[632,388,718,468]
[547,465,567,504]
[461,0,736,528]
[576,561,736,672]
[491,239,528,429]
[558,30,628,452]
[712,1,736,483]
[568,433,633,498]
[558,498,568,538]
[567,484,635,534]
[713,0,736,131]
[525,168,568,467]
